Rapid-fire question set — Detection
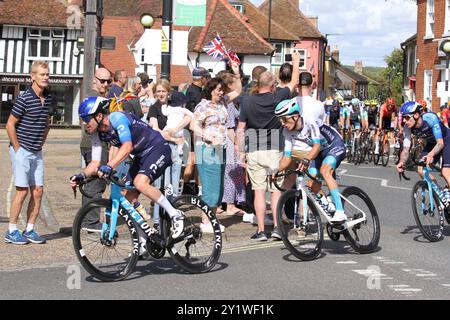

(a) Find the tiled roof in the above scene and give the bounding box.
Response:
[0,0,83,27]
[104,0,162,18]
[242,0,298,41]
[258,0,324,39]
[189,0,274,55]
[337,64,369,84]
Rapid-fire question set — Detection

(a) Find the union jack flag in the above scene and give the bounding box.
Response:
[202,34,230,61]
[226,48,241,66]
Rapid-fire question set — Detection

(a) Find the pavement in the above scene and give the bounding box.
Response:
[0,128,274,272]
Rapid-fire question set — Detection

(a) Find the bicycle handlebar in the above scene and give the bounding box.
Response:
[73,171,130,199]
[268,169,318,192]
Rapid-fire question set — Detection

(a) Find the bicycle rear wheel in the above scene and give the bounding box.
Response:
[276,190,323,261]
[72,199,139,282]
[164,195,222,273]
[411,181,444,242]
[341,187,380,253]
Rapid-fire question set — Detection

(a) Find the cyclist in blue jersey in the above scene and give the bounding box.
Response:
[69,97,185,239]
[275,98,347,223]
[396,101,450,200]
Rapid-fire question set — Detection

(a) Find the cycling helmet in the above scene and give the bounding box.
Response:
[79,96,110,123]
[386,97,395,106]
[351,98,360,106]
[275,98,301,117]
[400,101,422,115]
[417,99,427,108]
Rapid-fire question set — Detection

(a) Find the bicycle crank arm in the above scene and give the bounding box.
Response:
[343,217,366,229]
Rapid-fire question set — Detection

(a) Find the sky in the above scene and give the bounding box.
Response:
[250,0,417,67]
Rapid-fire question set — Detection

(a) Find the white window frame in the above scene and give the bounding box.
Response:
[25,28,64,61]
[294,49,307,69]
[272,43,285,65]
[445,0,450,36]
[424,70,433,106]
[425,0,435,39]
[232,4,244,13]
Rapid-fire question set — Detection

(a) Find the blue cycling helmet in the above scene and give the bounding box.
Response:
[79,96,110,123]
[400,101,422,115]
[275,98,301,117]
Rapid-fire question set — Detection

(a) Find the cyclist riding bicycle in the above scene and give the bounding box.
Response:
[327,99,341,131]
[396,101,450,204]
[375,97,397,154]
[275,98,347,223]
[69,96,185,239]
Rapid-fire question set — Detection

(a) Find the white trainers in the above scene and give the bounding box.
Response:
[200,222,225,233]
[170,211,185,239]
[242,212,255,223]
[330,210,347,224]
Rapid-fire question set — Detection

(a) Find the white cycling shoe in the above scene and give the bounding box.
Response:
[330,210,347,224]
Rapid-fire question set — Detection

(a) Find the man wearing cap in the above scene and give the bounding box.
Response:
[185,67,210,112]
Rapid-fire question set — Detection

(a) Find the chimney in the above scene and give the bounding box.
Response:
[354,60,363,75]
[331,48,340,63]
[307,16,318,28]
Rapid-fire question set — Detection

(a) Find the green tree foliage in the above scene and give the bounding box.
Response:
[382,48,404,104]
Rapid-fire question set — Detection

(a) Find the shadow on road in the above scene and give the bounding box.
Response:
[83,259,229,283]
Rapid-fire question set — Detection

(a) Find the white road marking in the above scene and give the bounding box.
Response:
[336,261,358,264]
[337,171,411,191]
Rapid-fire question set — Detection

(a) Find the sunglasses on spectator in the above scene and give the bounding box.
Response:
[96,76,112,85]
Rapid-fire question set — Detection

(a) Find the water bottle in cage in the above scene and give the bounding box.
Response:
[316,193,335,215]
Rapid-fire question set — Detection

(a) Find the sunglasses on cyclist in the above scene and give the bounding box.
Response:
[280,116,295,123]
[96,76,112,85]
[81,115,94,123]
[403,114,414,121]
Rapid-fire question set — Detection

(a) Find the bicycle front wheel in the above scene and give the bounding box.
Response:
[341,187,380,253]
[276,190,323,261]
[411,181,444,242]
[164,195,222,273]
[72,199,139,282]
[381,141,390,167]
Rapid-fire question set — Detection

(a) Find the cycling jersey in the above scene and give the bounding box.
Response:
[91,112,166,160]
[380,103,397,119]
[283,117,343,156]
[404,112,450,168]
[367,107,378,126]
[403,113,447,148]
[441,108,450,126]
[328,106,341,127]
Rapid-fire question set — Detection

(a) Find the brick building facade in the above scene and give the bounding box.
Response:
[416,0,450,111]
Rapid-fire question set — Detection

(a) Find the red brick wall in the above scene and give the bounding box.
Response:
[416,0,445,112]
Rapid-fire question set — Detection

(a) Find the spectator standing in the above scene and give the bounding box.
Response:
[237,52,300,241]
[217,72,247,216]
[191,62,242,233]
[137,72,155,121]
[5,61,52,244]
[243,65,267,96]
[107,70,127,99]
[148,79,185,228]
[79,68,111,231]
[183,67,210,189]
[123,76,144,118]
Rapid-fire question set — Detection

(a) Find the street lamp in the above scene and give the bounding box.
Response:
[440,39,450,103]
[140,13,155,29]
[139,14,155,73]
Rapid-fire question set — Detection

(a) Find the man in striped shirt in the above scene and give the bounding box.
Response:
[5,61,51,245]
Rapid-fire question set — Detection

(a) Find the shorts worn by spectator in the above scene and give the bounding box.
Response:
[5,60,51,245]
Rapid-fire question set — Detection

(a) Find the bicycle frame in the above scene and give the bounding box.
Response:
[294,174,367,232]
[421,167,445,212]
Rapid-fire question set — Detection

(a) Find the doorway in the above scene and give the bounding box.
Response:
[0,85,18,124]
